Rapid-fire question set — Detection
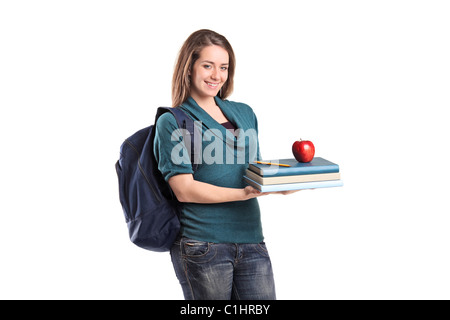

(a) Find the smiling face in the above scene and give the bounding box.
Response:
[190,45,229,105]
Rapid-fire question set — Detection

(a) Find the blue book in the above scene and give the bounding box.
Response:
[248,157,339,177]
[244,176,344,192]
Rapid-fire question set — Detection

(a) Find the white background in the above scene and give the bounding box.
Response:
[1,0,449,299]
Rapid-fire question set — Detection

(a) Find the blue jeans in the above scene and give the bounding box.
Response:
[170,237,276,300]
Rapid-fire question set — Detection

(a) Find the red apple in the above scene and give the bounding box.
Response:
[292,139,315,163]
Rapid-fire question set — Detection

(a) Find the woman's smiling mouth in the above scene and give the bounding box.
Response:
[205,81,219,89]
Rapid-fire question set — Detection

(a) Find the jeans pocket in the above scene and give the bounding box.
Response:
[181,238,216,263]
[184,241,209,257]
[254,242,270,257]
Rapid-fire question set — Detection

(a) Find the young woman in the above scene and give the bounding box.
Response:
[153,29,294,300]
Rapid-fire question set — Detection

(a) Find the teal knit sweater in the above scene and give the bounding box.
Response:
[153,96,264,243]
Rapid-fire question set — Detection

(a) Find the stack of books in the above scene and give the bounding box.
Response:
[243,157,343,192]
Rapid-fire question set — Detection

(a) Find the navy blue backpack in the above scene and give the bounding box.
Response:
[115,107,197,252]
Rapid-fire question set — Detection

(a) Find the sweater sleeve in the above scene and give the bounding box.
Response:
[153,112,194,182]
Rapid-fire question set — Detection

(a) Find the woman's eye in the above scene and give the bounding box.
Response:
[221,67,228,71]
[203,64,212,69]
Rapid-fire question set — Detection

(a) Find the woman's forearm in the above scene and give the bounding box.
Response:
[168,174,262,203]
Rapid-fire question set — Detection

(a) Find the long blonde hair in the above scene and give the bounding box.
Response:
[172,29,236,107]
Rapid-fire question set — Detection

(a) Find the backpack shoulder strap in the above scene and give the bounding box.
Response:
[155,107,199,172]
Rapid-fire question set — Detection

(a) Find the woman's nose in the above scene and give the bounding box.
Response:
[210,68,219,80]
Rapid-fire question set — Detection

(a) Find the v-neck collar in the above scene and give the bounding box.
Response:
[180,96,240,139]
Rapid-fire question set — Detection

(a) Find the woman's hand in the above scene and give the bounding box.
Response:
[273,190,301,195]
[243,187,302,199]
[242,186,270,200]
